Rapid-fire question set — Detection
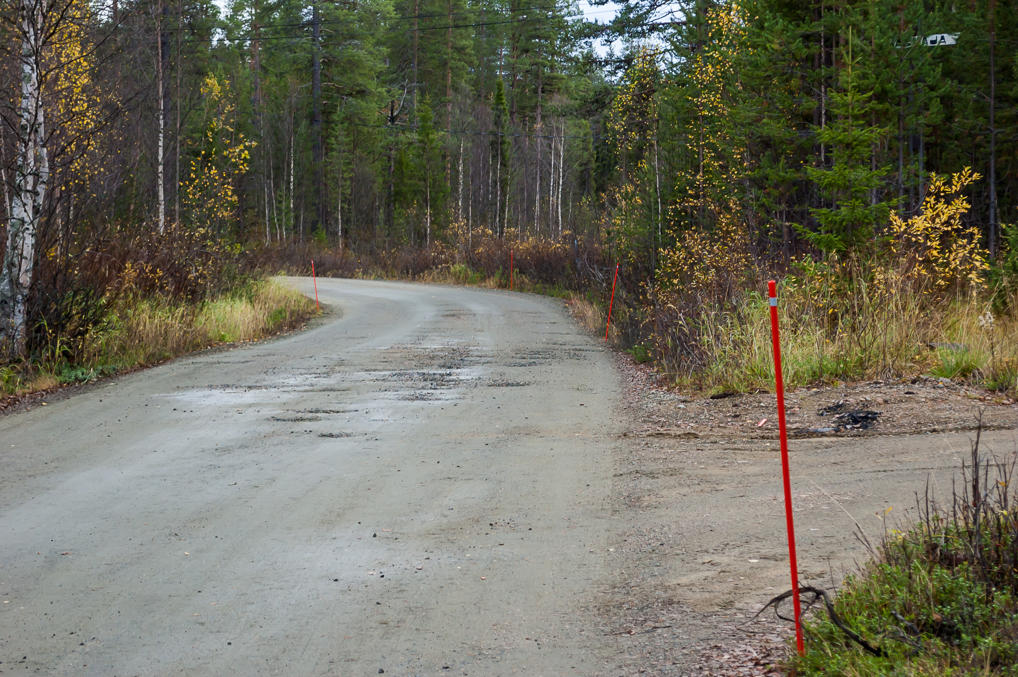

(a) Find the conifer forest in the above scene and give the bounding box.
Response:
[1,0,1017,392]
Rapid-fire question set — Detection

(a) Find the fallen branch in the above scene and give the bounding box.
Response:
[753,585,886,657]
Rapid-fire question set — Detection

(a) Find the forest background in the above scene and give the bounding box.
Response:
[1,0,1016,396]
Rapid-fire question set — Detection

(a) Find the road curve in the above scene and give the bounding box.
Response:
[0,279,620,676]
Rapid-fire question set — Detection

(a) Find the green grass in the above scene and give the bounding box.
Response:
[790,445,1018,675]
[930,346,985,380]
[628,343,653,364]
[796,563,1018,675]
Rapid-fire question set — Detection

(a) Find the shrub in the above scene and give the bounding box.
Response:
[791,436,1018,675]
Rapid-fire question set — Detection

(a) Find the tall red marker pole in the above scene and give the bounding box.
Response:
[605,263,619,340]
[769,280,804,655]
[311,259,320,310]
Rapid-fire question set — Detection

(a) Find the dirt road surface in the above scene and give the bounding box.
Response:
[3,278,1017,676]
[605,357,1018,674]
[0,279,619,676]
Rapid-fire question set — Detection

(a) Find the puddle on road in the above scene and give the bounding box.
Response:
[163,340,490,434]
[487,380,531,388]
[390,390,456,402]
[160,387,296,407]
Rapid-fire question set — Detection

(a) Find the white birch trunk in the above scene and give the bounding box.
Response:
[0,124,11,222]
[269,165,280,241]
[654,135,661,246]
[504,174,510,238]
[156,0,165,234]
[264,180,270,244]
[336,160,343,249]
[548,130,555,232]
[174,0,182,223]
[426,180,432,248]
[1,0,48,357]
[534,135,541,235]
[557,122,564,237]
[457,139,464,221]
[494,149,501,237]
[288,120,294,239]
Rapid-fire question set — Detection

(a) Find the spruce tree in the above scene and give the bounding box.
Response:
[805,21,893,253]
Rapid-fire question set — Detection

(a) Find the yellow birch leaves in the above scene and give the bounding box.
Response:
[182,74,255,232]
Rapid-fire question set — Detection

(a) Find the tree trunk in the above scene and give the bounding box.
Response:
[264,179,271,245]
[270,163,280,241]
[521,134,528,233]
[467,157,472,248]
[174,0,182,223]
[251,1,265,242]
[337,158,343,248]
[1,0,48,358]
[0,124,11,222]
[457,138,464,221]
[387,137,395,241]
[445,0,454,188]
[557,122,564,237]
[548,127,555,232]
[495,146,501,237]
[156,0,166,234]
[504,182,511,239]
[534,81,542,234]
[311,0,324,232]
[288,113,295,237]
[819,0,826,167]
[653,133,661,253]
[412,0,419,123]
[988,0,998,258]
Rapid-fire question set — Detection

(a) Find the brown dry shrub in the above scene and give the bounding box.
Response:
[245,240,360,278]
[26,221,247,363]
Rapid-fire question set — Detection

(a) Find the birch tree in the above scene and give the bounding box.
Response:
[0,0,49,358]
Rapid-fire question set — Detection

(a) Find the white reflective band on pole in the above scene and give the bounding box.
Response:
[769,297,778,306]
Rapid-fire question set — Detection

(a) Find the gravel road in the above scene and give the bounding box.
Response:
[0,279,620,676]
[6,278,1015,676]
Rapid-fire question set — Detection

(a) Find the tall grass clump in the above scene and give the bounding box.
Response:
[791,435,1018,675]
[3,279,314,398]
[76,280,313,374]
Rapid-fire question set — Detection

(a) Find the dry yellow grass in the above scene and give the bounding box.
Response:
[3,280,316,397]
[567,295,604,335]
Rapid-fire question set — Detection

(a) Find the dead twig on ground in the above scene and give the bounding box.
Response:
[753,585,887,657]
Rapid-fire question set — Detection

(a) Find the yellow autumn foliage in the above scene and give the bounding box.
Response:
[48,0,107,192]
[682,0,747,216]
[607,49,658,156]
[656,199,753,299]
[887,167,988,291]
[182,74,255,231]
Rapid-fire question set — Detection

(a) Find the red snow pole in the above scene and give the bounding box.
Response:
[769,279,804,655]
[509,249,514,290]
[605,263,619,341]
